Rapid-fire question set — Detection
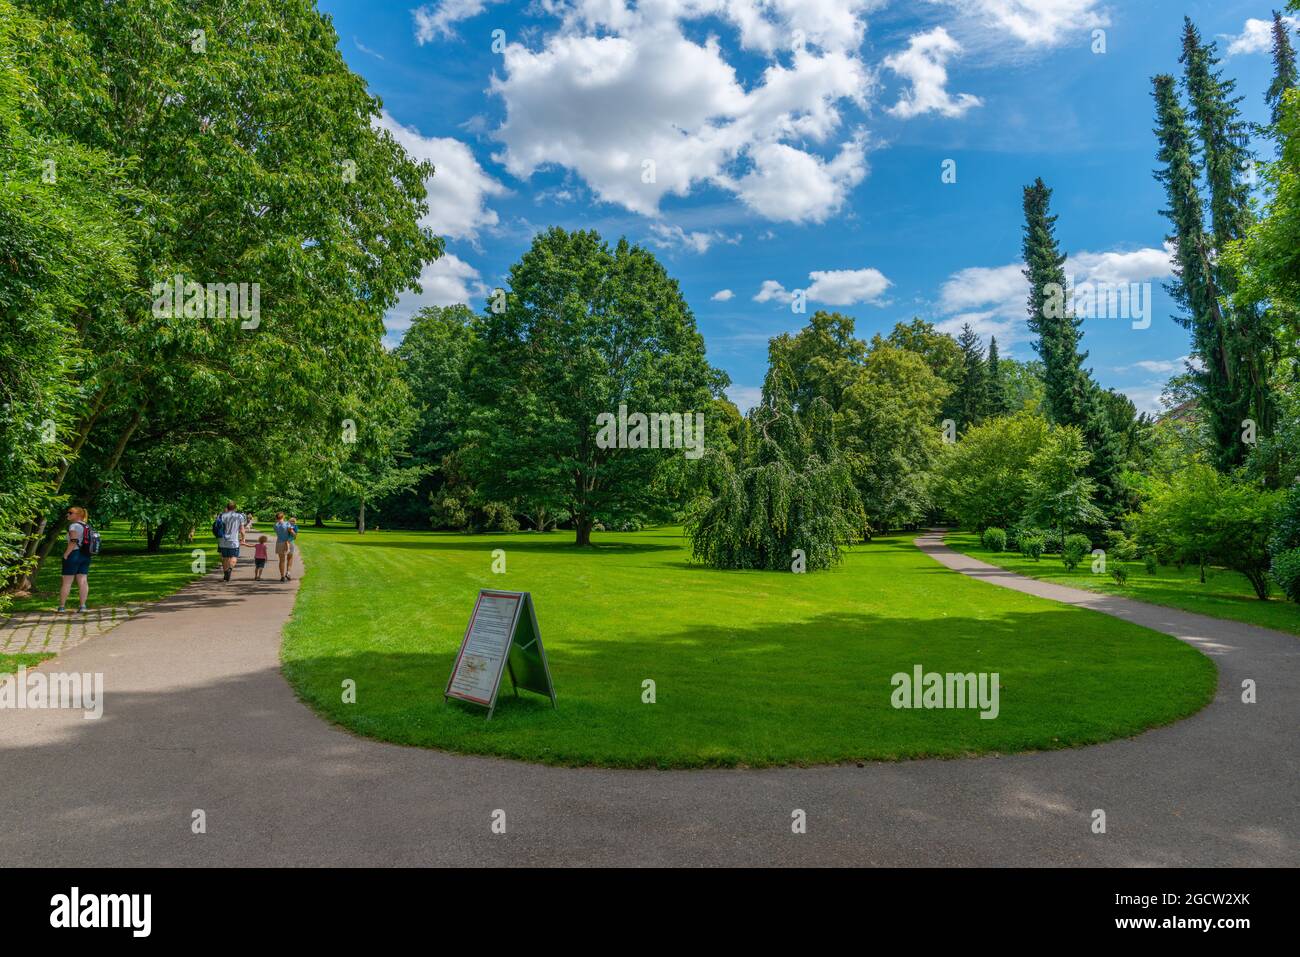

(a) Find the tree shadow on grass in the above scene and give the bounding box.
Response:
[330,537,681,554]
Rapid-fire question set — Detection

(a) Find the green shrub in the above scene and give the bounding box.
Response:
[1111,565,1129,586]
[1022,534,1045,561]
[982,527,1007,552]
[1143,552,1158,575]
[1104,530,1138,561]
[1062,533,1091,570]
[1272,547,1300,603]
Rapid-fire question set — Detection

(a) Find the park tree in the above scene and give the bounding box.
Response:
[765,311,866,414]
[933,411,1051,531]
[0,0,137,596]
[1181,18,1276,446]
[953,323,987,431]
[1267,9,1298,127]
[983,336,1010,418]
[838,343,951,533]
[463,228,726,545]
[686,367,864,571]
[885,319,965,422]
[1021,177,1127,517]
[1132,464,1282,598]
[1021,426,1106,540]
[8,0,440,587]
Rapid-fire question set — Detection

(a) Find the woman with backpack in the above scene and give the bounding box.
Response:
[57,506,96,614]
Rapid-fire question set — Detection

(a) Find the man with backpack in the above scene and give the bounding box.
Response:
[56,506,98,614]
[214,502,247,583]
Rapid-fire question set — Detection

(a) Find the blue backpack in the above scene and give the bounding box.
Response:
[212,515,225,540]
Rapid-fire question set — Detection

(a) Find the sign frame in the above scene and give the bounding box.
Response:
[444,590,556,719]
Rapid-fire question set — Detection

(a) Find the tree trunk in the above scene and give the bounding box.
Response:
[314,512,325,528]
[358,498,366,535]
[146,520,169,553]
[575,515,592,546]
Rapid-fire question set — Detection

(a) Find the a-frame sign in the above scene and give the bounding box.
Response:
[444,590,556,719]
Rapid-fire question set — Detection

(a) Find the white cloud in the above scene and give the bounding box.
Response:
[385,254,485,332]
[935,246,1173,344]
[932,0,1110,48]
[806,267,891,305]
[754,279,793,304]
[413,0,502,43]
[376,111,508,242]
[754,267,892,306]
[488,2,873,222]
[648,223,738,254]
[884,28,982,119]
[1223,16,1300,56]
[1120,383,1166,416]
[711,288,735,301]
[1120,355,1200,375]
[726,384,764,413]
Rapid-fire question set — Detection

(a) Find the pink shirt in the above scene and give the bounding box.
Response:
[253,542,268,560]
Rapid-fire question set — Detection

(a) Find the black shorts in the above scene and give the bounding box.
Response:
[62,552,91,576]
[254,558,266,569]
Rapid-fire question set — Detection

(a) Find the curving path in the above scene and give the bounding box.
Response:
[0,534,1295,867]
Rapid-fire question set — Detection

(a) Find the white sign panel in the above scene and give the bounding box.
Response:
[446,591,521,706]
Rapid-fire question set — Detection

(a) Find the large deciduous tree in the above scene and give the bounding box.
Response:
[463,228,726,545]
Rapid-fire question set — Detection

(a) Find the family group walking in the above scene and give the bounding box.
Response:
[51,502,300,613]
[215,503,299,582]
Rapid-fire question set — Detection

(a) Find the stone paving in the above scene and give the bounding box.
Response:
[0,604,142,656]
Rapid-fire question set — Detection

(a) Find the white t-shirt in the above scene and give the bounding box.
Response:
[68,522,86,546]
[219,512,245,548]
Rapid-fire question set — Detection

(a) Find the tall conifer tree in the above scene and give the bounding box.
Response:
[1267,10,1298,127]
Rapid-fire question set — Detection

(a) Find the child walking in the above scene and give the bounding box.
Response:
[251,535,269,580]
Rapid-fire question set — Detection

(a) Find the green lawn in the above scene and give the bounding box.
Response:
[4,526,210,616]
[281,524,1216,768]
[0,653,54,675]
[945,532,1300,637]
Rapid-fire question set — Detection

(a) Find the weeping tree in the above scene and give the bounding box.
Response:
[685,367,864,572]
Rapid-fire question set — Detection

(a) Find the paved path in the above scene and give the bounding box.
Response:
[0,535,1295,867]
[1,604,142,656]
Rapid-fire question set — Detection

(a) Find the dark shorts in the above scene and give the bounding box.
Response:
[62,552,91,576]
[218,546,240,559]
[254,558,266,569]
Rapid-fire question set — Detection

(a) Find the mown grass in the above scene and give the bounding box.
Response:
[4,526,212,616]
[280,524,1216,768]
[945,532,1300,637]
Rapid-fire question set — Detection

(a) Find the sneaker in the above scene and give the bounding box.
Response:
[55,606,66,614]
[223,568,231,582]
[77,606,88,614]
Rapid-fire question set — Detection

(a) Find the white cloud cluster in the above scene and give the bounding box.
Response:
[754,267,892,306]
[487,0,875,223]
[386,254,487,333]
[412,0,503,43]
[935,244,1173,343]
[932,0,1111,48]
[884,27,982,119]
[711,288,735,301]
[376,111,507,242]
[1223,16,1300,56]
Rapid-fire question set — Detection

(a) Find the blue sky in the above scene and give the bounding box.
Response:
[319,0,1291,413]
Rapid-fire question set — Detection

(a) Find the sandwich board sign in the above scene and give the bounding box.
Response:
[444,590,556,719]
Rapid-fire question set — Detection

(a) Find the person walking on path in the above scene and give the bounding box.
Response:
[216,502,246,583]
[56,506,94,614]
[285,516,300,580]
[273,512,294,581]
